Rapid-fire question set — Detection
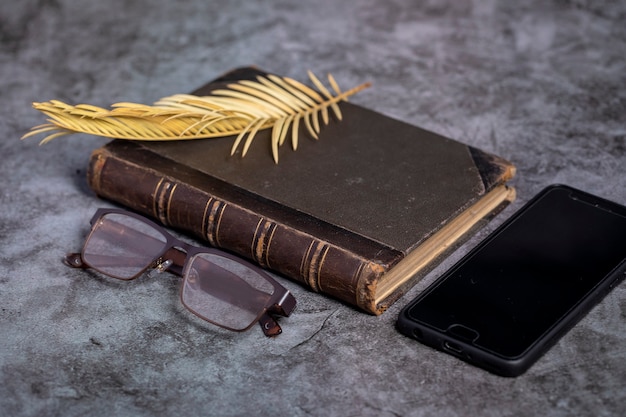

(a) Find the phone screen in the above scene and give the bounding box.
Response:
[398,185,626,375]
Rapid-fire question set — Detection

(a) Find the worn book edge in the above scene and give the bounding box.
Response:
[374,184,515,306]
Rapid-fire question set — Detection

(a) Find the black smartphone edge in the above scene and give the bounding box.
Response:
[396,184,626,377]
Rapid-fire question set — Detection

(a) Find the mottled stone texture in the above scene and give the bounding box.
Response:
[1,1,625,416]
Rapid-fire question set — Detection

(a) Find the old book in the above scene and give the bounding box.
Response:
[86,67,516,314]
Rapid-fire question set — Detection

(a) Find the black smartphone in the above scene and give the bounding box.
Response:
[397,184,626,377]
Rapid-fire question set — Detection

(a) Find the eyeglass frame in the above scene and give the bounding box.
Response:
[64,207,296,337]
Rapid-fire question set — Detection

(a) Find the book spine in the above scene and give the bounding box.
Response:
[87,147,388,314]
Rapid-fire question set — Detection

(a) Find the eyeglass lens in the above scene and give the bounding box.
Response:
[183,253,275,331]
[82,213,168,280]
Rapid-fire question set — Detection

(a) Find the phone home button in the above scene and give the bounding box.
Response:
[447,324,479,342]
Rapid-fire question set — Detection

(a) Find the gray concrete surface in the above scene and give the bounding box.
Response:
[1,1,625,416]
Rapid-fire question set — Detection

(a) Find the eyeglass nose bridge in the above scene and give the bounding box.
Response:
[159,244,193,275]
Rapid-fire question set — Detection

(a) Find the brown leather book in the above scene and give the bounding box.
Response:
[86,67,516,315]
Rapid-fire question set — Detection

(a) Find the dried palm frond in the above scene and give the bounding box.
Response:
[23,71,371,163]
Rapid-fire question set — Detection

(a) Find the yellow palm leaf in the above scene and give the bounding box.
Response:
[23,72,371,163]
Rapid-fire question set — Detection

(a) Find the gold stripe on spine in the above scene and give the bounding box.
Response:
[252,219,264,263]
[301,240,315,287]
[264,222,277,269]
[204,199,226,247]
[152,178,165,220]
[314,244,330,293]
[301,240,329,292]
[251,219,277,268]
[154,179,176,226]
[166,184,177,225]
[201,197,214,242]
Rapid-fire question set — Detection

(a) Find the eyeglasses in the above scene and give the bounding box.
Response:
[65,208,296,337]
